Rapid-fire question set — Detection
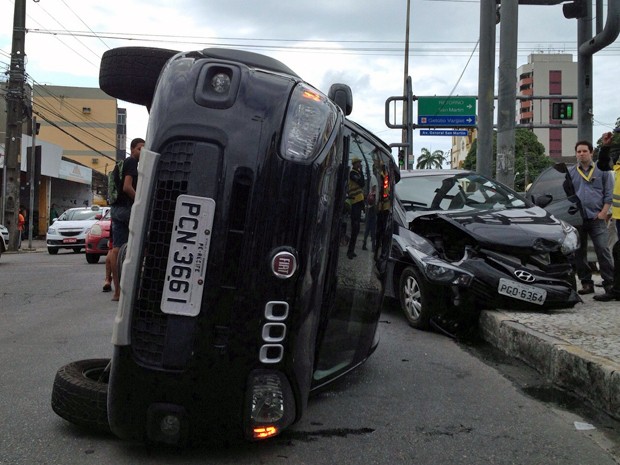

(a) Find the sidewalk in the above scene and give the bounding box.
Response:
[480,286,620,421]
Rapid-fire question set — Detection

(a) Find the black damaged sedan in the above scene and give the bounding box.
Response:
[385,170,581,331]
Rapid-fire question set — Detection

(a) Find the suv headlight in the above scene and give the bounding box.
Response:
[280,84,337,163]
[560,220,579,254]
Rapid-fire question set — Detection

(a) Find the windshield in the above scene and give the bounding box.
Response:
[396,172,528,212]
[60,209,102,221]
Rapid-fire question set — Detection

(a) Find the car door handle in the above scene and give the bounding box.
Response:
[568,206,580,214]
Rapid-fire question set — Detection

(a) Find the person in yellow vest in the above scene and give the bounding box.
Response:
[347,157,365,259]
[375,161,391,261]
[594,131,620,301]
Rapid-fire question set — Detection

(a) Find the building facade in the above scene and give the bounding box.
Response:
[2,83,126,235]
[517,53,577,160]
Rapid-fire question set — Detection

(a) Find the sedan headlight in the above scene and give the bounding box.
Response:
[407,247,474,286]
[559,220,579,254]
[47,227,56,234]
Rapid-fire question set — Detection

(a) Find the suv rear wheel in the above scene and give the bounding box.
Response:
[51,358,111,433]
[99,47,179,107]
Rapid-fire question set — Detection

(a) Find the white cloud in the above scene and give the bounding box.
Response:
[1,0,618,157]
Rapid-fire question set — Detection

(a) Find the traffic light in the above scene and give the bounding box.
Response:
[552,102,574,120]
[563,0,587,19]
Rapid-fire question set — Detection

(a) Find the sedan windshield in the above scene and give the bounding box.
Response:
[397,173,527,212]
[60,209,101,221]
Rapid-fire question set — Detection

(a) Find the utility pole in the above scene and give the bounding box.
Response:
[402,0,412,170]
[3,0,27,251]
[496,0,519,188]
[476,0,497,178]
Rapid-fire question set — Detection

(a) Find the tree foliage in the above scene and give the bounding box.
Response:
[463,129,554,191]
[416,148,446,169]
[595,117,620,148]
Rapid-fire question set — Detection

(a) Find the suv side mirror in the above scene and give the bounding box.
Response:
[532,194,553,208]
[328,83,353,116]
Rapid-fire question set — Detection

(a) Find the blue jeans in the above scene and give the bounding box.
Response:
[573,218,614,287]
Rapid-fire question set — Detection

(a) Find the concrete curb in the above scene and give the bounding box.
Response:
[479,309,620,421]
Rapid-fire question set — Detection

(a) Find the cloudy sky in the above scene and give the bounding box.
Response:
[1,0,619,159]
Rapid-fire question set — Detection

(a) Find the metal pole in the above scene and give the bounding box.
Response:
[577,1,593,144]
[27,116,35,249]
[402,0,411,169]
[3,0,26,251]
[496,0,519,188]
[476,0,497,178]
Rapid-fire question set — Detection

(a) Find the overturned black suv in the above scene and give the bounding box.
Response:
[51,47,398,445]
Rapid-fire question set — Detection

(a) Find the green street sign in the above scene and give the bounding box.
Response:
[418,96,476,117]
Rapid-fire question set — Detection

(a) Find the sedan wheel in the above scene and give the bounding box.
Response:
[399,266,431,329]
[85,253,100,264]
[48,247,58,255]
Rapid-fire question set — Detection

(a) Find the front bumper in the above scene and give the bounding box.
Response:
[46,236,87,249]
[456,256,581,310]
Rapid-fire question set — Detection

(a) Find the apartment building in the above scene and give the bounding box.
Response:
[517,53,577,160]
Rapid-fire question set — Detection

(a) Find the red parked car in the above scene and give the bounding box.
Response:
[84,209,111,264]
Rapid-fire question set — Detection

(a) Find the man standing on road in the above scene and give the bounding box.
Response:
[109,137,144,302]
[594,131,620,301]
[569,140,615,295]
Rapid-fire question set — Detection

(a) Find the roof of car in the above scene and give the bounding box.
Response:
[399,169,473,178]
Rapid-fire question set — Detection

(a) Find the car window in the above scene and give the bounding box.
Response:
[63,209,100,221]
[396,172,527,212]
[528,165,570,203]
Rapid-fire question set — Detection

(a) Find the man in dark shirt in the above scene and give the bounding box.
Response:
[109,137,144,301]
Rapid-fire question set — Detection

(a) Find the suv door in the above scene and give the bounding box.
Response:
[528,163,583,227]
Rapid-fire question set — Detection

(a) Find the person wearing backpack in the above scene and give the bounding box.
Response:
[109,137,144,301]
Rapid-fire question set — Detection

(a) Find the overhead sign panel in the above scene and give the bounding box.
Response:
[417,96,476,127]
[420,130,469,136]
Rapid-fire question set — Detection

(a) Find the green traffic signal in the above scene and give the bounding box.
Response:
[552,102,574,120]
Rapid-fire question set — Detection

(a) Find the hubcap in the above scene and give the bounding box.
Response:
[403,275,422,320]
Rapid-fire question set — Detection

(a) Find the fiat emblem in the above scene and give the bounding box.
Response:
[271,251,297,279]
[514,269,535,283]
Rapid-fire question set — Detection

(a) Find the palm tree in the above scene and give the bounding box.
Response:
[416,148,446,169]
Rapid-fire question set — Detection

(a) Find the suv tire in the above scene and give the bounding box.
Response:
[99,47,179,107]
[51,358,111,433]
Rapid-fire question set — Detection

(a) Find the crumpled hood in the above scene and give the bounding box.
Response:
[410,206,569,252]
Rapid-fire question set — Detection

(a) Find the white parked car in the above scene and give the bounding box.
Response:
[46,206,109,255]
[0,223,7,259]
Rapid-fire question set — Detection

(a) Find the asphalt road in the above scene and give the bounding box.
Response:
[1,250,618,465]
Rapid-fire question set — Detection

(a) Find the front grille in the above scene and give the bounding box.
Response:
[59,230,82,237]
[131,141,194,367]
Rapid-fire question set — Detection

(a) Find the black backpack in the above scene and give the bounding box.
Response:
[107,159,124,205]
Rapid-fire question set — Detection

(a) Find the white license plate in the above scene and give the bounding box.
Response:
[498,278,547,305]
[161,195,216,316]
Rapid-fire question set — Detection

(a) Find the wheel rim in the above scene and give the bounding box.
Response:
[403,274,422,320]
